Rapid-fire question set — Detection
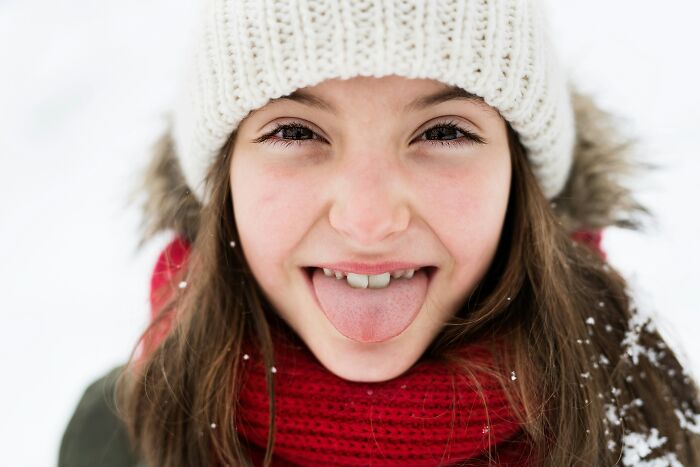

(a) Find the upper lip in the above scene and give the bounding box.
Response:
[308,262,432,275]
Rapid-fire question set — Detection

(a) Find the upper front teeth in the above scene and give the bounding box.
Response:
[321,267,419,289]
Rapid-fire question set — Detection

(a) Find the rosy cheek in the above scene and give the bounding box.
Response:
[423,177,489,236]
[423,162,508,263]
[233,170,314,268]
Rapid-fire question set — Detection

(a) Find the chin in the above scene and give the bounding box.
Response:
[307,334,426,383]
[321,356,418,383]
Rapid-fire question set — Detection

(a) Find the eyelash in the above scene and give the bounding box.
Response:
[253,120,486,149]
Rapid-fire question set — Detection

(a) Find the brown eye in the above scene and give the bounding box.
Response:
[277,124,315,140]
[419,120,486,147]
[253,122,325,148]
[425,125,460,140]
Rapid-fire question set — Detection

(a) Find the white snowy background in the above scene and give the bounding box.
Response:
[0,1,698,466]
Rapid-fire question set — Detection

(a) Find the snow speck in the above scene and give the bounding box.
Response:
[636,453,683,466]
[621,309,661,366]
[586,317,596,325]
[605,324,613,333]
[605,403,621,426]
[580,372,591,379]
[599,354,610,366]
[621,428,681,466]
[366,389,374,396]
[270,366,277,374]
[242,353,250,360]
[510,370,517,381]
[178,280,187,289]
[210,422,217,429]
[230,240,236,248]
[506,296,512,301]
[482,425,490,434]
[400,384,407,389]
[675,408,700,434]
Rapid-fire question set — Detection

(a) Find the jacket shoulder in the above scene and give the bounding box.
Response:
[58,366,144,467]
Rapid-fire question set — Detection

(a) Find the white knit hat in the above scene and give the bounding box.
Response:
[172,0,575,204]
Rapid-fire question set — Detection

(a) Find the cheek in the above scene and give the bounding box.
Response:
[230,158,314,274]
[421,152,511,269]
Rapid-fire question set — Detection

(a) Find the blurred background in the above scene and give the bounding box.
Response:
[1,1,698,465]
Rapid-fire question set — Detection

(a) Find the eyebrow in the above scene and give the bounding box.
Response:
[269,85,489,115]
[270,90,338,114]
[405,86,490,113]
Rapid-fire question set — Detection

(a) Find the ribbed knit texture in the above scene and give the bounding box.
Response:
[172,0,575,204]
[236,328,530,466]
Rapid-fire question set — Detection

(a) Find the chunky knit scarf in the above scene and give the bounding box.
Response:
[146,232,604,466]
[235,325,531,466]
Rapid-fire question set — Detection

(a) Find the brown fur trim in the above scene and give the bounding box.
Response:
[128,127,201,248]
[552,89,652,232]
[135,90,650,245]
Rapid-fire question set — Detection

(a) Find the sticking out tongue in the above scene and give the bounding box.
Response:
[311,268,429,343]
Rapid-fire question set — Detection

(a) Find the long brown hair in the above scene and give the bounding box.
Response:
[118,117,700,466]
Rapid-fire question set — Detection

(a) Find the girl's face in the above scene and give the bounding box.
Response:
[230,76,511,382]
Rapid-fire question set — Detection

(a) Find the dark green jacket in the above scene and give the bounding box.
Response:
[58,366,144,467]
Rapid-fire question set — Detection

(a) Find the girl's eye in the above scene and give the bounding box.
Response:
[418,120,486,147]
[252,122,324,148]
[253,120,486,148]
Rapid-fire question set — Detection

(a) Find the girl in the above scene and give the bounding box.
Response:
[59,0,700,466]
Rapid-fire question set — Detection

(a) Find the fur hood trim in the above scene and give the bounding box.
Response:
[131,89,649,246]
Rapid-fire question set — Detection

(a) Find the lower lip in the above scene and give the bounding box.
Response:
[301,267,436,343]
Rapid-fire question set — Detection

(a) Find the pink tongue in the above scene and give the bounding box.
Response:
[311,268,428,343]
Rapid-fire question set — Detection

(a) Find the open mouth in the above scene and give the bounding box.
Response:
[301,266,438,281]
[301,266,438,343]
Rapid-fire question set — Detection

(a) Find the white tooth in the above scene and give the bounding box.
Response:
[404,269,415,279]
[368,272,391,288]
[346,273,369,288]
[391,270,404,279]
[323,268,333,277]
[334,270,344,279]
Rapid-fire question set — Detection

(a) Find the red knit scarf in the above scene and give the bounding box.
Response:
[236,327,530,466]
[146,232,604,466]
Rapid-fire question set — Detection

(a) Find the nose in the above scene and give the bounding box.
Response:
[328,154,411,246]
